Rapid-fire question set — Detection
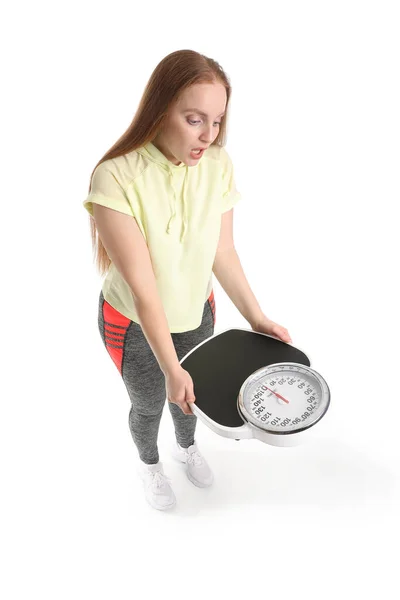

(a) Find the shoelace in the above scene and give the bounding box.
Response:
[148,471,172,490]
[187,451,204,467]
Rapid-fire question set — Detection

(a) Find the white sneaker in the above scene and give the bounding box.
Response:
[172,440,214,488]
[138,461,176,511]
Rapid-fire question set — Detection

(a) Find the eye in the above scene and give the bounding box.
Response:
[187,119,222,126]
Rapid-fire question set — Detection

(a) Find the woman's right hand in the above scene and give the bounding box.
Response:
[165,366,196,415]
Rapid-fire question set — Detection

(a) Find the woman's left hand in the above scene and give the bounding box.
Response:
[251,315,293,344]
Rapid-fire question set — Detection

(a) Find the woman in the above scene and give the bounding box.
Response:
[83,49,292,511]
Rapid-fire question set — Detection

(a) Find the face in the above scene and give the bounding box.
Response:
[152,82,227,166]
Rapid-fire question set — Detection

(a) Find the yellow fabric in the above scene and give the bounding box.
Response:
[83,141,241,332]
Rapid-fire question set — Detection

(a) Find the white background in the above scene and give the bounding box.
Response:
[2,0,399,598]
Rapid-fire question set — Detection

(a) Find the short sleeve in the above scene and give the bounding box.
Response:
[220,147,242,213]
[83,161,134,217]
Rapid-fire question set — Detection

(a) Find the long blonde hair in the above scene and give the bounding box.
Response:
[87,49,233,276]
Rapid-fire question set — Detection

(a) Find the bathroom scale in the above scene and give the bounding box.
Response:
[179,328,330,447]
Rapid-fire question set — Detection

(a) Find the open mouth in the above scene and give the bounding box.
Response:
[190,148,205,158]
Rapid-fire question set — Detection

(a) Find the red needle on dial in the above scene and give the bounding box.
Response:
[265,387,290,404]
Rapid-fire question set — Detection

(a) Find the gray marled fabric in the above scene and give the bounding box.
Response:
[98,290,215,464]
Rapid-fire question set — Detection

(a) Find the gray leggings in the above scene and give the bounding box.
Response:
[98,290,216,464]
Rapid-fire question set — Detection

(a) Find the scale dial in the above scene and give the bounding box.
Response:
[238,362,330,435]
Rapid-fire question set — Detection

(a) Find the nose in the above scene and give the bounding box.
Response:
[200,123,215,145]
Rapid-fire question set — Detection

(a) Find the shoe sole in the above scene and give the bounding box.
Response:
[186,470,213,488]
[146,497,176,511]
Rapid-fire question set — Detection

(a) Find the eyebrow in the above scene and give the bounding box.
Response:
[183,108,225,117]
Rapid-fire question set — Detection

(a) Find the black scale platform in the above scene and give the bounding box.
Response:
[180,328,311,429]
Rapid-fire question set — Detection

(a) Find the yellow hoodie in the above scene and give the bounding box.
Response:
[83,141,241,332]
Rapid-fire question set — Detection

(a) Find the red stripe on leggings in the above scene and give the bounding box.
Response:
[208,289,216,325]
[102,300,130,374]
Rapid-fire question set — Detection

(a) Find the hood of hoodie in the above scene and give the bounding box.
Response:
[136,141,191,243]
